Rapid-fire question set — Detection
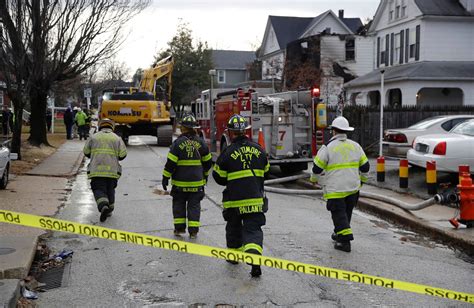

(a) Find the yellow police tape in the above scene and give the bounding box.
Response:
[1,209,472,303]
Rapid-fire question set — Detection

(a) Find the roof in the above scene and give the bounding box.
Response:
[211,50,256,70]
[345,61,474,87]
[268,16,313,49]
[300,11,329,37]
[414,0,472,16]
[341,17,364,33]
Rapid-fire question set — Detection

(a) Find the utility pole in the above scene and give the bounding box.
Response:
[379,69,385,157]
[209,69,217,152]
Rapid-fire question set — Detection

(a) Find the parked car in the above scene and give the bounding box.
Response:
[407,119,474,173]
[382,115,474,158]
[0,140,17,189]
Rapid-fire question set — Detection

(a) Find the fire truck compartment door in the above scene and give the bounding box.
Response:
[263,124,293,157]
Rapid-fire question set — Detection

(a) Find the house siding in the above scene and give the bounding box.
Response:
[304,14,352,37]
[263,26,280,55]
[421,18,474,61]
[320,36,374,77]
[261,52,285,80]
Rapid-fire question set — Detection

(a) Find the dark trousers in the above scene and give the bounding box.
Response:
[2,123,8,135]
[326,192,359,243]
[90,178,118,212]
[78,125,87,140]
[65,124,73,139]
[171,190,204,233]
[224,208,266,255]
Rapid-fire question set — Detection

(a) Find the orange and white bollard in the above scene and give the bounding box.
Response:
[459,165,470,184]
[377,156,385,182]
[399,159,409,188]
[426,160,437,195]
[258,128,266,151]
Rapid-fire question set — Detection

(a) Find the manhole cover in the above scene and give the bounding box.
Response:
[0,248,16,255]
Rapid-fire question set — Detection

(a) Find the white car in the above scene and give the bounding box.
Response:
[0,141,15,189]
[407,120,474,173]
[383,115,474,158]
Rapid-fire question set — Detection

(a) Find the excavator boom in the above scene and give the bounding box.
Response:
[139,55,174,100]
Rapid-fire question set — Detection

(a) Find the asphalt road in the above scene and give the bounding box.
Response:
[37,136,473,307]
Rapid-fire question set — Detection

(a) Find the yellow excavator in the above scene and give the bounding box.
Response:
[99,56,174,146]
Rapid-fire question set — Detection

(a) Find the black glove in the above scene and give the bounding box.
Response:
[162,177,169,191]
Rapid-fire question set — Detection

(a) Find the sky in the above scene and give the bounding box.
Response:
[116,0,381,76]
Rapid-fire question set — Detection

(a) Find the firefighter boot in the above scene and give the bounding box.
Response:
[189,232,198,239]
[331,233,337,241]
[334,241,351,252]
[100,205,111,222]
[173,229,186,237]
[250,265,262,277]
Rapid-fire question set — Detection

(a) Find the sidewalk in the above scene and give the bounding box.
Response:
[0,140,84,307]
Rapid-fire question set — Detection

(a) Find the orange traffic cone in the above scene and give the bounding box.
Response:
[258,128,266,150]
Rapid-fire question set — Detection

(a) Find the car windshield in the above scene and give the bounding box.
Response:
[408,116,444,129]
[451,121,474,136]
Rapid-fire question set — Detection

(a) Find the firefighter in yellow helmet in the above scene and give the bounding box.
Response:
[83,118,127,222]
[213,114,270,277]
[162,114,212,239]
[311,116,369,252]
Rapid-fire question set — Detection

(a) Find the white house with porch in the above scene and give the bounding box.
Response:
[345,0,474,107]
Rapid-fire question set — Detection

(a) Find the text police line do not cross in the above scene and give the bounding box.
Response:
[0,210,472,304]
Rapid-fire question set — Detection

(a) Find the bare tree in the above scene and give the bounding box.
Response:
[0,0,149,146]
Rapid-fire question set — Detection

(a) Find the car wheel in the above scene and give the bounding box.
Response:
[0,164,9,189]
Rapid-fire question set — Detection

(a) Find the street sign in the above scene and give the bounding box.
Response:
[84,88,92,98]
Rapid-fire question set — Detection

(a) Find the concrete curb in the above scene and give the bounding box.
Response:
[357,198,474,255]
[0,279,20,308]
[294,179,474,256]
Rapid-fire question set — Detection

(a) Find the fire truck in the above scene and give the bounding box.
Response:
[192,88,326,174]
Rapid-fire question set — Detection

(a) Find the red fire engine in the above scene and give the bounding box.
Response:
[192,87,326,174]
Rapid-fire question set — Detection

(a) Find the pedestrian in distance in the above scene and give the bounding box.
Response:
[83,118,127,222]
[1,105,11,136]
[162,114,212,239]
[75,108,88,140]
[212,114,270,277]
[310,116,370,253]
[46,109,52,132]
[63,107,74,140]
[72,107,79,138]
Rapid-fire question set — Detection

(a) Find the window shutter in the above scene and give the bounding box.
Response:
[415,25,420,61]
[377,37,380,68]
[405,29,409,63]
[385,34,389,66]
[390,33,394,66]
[400,30,404,64]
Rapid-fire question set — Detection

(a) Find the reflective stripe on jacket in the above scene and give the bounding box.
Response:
[83,129,127,179]
[312,134,369,200]
[163,134,212,189]
[212,136,270,209]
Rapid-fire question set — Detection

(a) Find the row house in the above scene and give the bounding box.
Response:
[345,0,474,107]
[211,50,256,88]
[259,10,372,104]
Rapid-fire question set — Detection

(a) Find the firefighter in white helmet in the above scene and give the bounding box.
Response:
[311,116,370,252]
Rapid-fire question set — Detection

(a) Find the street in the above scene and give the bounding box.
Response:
[37,136,473,307]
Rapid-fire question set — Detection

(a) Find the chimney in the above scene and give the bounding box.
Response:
[338,9,344,19]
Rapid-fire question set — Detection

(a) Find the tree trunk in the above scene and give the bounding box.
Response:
[28,87,49,146]
[9,92,25,159]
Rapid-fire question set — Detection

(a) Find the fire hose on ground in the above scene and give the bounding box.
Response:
[264,173,439,211]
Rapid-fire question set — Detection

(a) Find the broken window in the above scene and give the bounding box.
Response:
[345,38,355,61]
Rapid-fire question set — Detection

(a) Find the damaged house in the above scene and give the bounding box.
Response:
[259,9,373,104]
